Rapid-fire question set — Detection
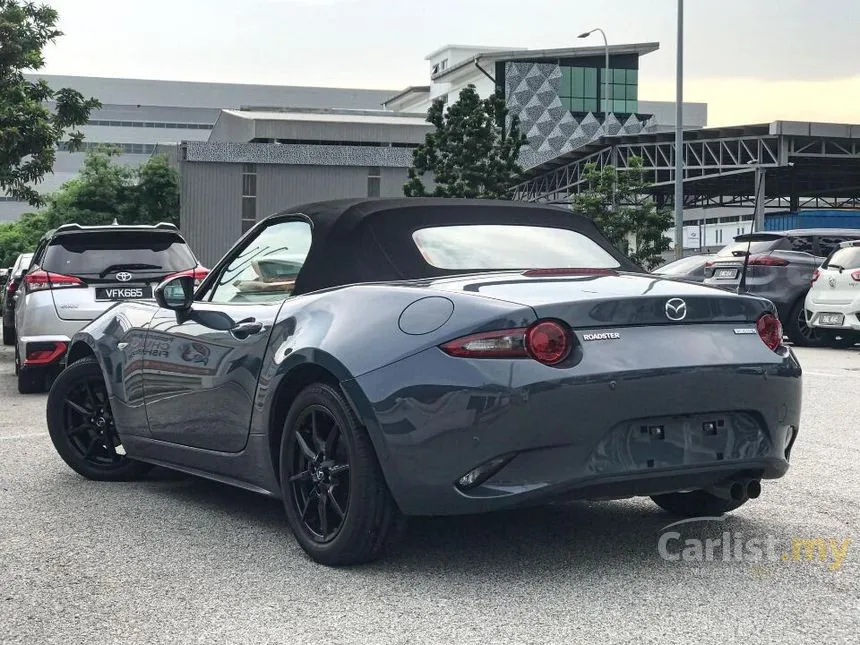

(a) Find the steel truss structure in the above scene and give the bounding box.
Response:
[513,121,860,212]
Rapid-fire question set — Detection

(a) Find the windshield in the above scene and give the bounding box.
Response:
[412,225,621,270]
[654,256,709,275]
[43,232,196,276]
[824,246,860,269]
[716,240,783,258]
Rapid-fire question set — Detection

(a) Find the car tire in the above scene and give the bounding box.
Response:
[46,357,153,481]
[280,382,405,566]
[785,297,826,347]
[651,490,748,517]
[2,324,13,346]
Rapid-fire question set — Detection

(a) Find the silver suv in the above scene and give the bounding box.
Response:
[14,222,206,393]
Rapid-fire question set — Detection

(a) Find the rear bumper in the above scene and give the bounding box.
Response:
[350,342,802,516]
[804,293,860,331]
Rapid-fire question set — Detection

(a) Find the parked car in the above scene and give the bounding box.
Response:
[3,252,34,346]
[804,239,860,348]
[44,198,801,566]
[652,254,714,283]
[14,222,206,393]
[703,229,860,346]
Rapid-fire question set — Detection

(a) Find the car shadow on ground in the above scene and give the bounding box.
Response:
[137,467,775,575]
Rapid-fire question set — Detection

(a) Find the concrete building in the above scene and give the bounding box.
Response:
[0,75,397,221]
[169,41,708,263]
[175,108,433,267]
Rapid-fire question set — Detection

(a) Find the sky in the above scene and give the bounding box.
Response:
[39,0,860,127]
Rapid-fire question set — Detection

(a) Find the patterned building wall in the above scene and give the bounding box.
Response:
[505,61,658,170]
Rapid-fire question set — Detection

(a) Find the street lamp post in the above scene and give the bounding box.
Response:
[673,0,685,259]
[577,28,609,122]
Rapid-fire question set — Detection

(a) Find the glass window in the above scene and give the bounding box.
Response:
[571,67,584,97]
[43,232,195,276]
[626,68,638,84]
[824,246,860,269]
[242,174,256,197]
[242,197,256,223]
[412,225,621,270]
[626,85,638,100]
[559,67,573,98]
[209,220,313,304]
[613,68,626,83]
[613,99,627,113]
[569,98,584,112]
[583,67,597,97]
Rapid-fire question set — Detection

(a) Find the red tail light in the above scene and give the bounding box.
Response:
[24,341,68,366]
[811,269,820,283]
[440,328,528,359]
[167,266,209,287]
[704,261,715,268]
[852,270,860,282]
[6,279,17,296]
[24,270,85,292]
[748,254,788,266]
[523,268,618,277]
[440,320,572,365]
[525,320,571,364]
[756,313,783,352]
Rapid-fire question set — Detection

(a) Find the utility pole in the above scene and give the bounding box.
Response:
[673,0,685,259]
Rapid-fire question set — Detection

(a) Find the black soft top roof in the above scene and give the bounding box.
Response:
[274,198,642,295]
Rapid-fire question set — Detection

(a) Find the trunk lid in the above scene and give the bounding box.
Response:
[426,270,773,327]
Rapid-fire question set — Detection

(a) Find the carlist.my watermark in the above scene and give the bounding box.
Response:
[657,516,852,571]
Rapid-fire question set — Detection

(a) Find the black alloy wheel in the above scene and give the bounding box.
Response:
[46,358,153,481]
[280,383,404,566]
[288,405,351,543]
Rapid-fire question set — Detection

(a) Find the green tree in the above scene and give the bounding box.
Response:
[0,0,101,206]
[0,148,181,265]
[43,147,180,228]
[404,84,526,199]
[572,156,672,270]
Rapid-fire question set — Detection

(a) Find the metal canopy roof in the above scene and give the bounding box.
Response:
[514,120,860,211]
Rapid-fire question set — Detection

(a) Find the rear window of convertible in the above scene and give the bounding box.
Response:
[411,225,621,270]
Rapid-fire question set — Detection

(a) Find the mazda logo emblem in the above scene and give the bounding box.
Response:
[115,272,133,282]
[829,277,837,288]
[665,298,688,321]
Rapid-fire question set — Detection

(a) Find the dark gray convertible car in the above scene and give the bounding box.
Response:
[45,198,802,566]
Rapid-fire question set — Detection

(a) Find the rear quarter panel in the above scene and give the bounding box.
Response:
[249,283,537,450]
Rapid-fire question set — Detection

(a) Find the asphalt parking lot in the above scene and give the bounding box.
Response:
[0,344,857,644]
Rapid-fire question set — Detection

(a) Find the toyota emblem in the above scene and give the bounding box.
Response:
[665,298,688,321]
[116,271,133,282]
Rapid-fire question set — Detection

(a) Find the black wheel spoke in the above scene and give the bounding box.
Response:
[84,437,100,458]
[295,431,317,461]
[311,410,323,452]
[324,423,340,458]
[300,490,317,521]
[289,469,311,483]
[85,380,99,408]
[65,398,91,416]
[67,425,91,437]
[327,489,345,519]
[317,491,329,536]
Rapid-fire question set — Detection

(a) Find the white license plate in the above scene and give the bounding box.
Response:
[96,286,152,301]
[818,313,845,326]
[715,268,738,279]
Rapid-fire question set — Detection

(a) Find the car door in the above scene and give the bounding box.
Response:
[142,217,314,452]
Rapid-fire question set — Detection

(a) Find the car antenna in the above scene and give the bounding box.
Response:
[736,237,753,295]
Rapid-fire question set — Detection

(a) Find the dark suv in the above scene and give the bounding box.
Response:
[703,228,860,346]
[14,222,206,393]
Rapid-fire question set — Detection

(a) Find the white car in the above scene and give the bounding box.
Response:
[805,240,860,348]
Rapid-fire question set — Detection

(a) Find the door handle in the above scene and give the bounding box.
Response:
[230,319,264,338]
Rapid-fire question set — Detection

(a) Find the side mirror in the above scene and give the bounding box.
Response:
[155,275,195,312]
